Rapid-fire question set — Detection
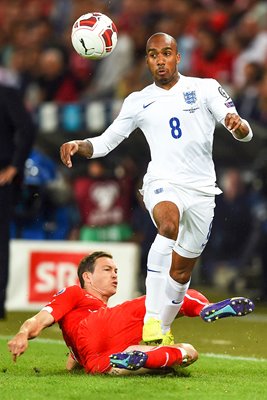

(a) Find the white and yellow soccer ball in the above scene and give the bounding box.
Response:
[71,12,118,60]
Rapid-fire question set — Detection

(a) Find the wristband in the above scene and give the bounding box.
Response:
[233,119,253,142]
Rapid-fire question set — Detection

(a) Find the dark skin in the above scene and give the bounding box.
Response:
[60,32,250,284]
[146,33,180,89]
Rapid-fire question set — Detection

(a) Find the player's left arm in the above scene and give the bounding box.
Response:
[7,310,54,362]
[205,79,253,142]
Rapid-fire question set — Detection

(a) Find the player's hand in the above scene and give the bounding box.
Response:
[225,113,243,133]
[0,166,18,186]
[8,333,29,362]
[60,141,79,168]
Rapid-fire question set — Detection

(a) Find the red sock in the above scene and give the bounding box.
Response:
[144,346,184,369]
[179,289,210,317]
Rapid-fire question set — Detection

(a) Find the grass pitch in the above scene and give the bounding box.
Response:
[1,300,267,400]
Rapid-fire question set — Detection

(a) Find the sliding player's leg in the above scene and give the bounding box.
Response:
[109,343,198,373]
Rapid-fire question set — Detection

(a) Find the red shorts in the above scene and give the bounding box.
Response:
[76,296,146,373]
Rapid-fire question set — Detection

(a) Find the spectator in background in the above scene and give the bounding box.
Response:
[201,168,253,288]
[0,78,36,320]
[83,26,135,100]
[35,48,80,104]
[68,51,96,95]
[9,47,41,107]
[190,27,234,84]
[233,67,267,128]
[11,148,80,241]
[1,16,68,108]
[234,61,264,119]
[231,13,267,90]
[73,159,133,242]
[237,152,267,302]
[247,70,267,127]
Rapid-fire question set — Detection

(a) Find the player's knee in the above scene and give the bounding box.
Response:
[170,268,191,284]
[181,343,198,362]
[158,220,178,240]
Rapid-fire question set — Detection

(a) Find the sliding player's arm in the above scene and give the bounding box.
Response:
[7,310,54,362]
[66,353,84,371]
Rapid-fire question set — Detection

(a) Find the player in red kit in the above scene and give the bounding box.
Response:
[8,251,254,375]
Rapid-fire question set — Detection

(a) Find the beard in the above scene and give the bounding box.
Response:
[155,71,178,87]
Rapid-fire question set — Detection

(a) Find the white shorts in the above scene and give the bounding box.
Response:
[142,180,216,258]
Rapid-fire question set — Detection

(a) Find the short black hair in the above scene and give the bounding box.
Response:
[77,251,113,288]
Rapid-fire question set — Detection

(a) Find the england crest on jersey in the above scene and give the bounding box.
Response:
[183,90,197,105]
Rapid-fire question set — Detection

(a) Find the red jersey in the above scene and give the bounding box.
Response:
[43,285,146,373]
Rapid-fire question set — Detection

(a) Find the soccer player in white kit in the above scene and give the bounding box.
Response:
[60,33,253,345]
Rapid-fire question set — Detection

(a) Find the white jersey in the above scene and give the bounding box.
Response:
[89,74,252,194]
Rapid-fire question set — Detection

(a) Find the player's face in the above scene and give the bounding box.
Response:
[90,257,118,297]
[146,35,180,89]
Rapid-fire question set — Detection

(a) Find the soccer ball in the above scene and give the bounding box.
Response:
[71,12,118,60]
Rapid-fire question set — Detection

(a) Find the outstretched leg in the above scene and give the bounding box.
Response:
[200,297,255,322]
[179,289,255,321]
[109,343,198,372]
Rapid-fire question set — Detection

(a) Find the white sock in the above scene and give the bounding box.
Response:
[160,275,191,333]
[144,234,175,322]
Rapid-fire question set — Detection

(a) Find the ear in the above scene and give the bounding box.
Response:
[176,53,181,65]
[82,271,92,285]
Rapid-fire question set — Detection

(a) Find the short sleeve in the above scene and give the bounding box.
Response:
[42,285,83,322]
[205,79,237,124]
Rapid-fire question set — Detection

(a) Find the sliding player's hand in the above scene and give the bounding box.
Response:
[8,333,29,362]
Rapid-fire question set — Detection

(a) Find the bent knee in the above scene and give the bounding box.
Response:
[170,269,191,284]
[180,343,198,362]
[158,221,178,239]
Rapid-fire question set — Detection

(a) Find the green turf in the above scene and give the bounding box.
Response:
[1,305,267,400]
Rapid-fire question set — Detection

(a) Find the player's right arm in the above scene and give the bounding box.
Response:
[7,310,54,362]
[60,94,138,168]
[60,139,93,168]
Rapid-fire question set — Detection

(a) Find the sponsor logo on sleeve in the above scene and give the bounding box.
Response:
[224,100,235,108]
[218,86,230,99]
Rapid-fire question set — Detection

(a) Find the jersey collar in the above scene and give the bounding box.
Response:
[153,74,184,93]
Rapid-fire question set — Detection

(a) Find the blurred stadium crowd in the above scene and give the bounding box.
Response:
[1,0,267,299]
